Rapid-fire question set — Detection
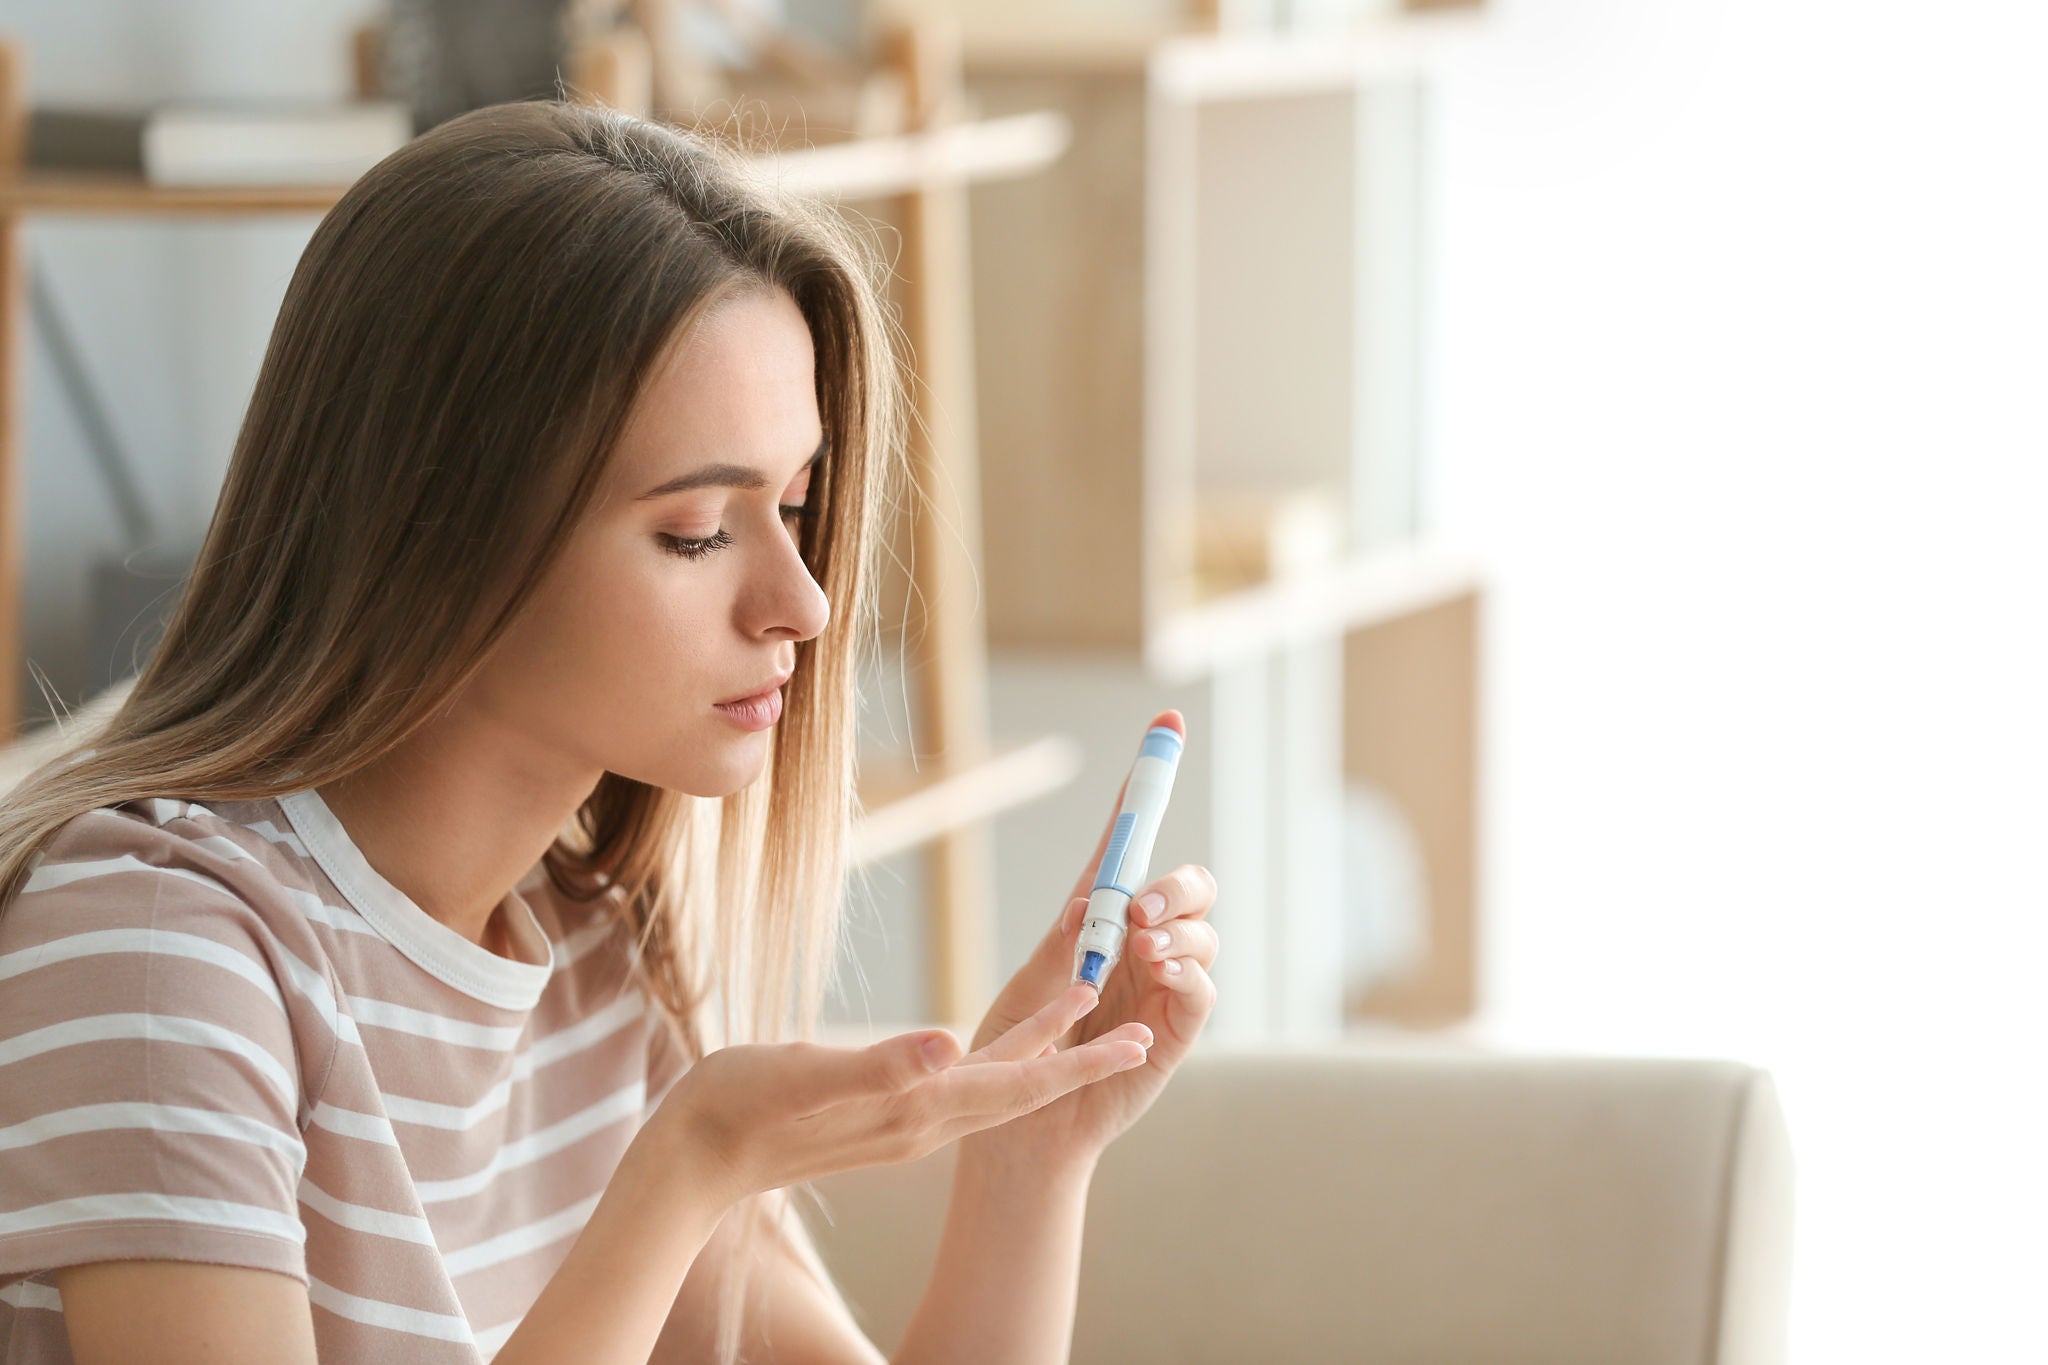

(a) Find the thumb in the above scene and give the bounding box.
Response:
[977,898,1086,1053]
[905,1028,958,1077]
[1035,895,1088,968]
[991,900,1089,1039]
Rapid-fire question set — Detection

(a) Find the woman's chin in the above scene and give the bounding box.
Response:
[678,740,770,798]
[611,723,771,798]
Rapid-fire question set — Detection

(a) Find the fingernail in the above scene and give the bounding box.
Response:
[1162,959,1184,976]
[1136,892,1166,924]
[1147,930,1170,953]
[1076,991,1099,1016]
[922,1036,952,1069]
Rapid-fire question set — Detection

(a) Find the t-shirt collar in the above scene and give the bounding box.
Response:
[275,786,554,1011]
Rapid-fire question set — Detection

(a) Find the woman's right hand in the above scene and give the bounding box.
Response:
[645,984,1150,1206]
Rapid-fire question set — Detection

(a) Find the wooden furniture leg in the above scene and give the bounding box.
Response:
[881,15,997,1026]
[0,40,28,739]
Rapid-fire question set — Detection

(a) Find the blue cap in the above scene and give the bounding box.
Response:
[1076,950,1109,989]
[1139,726,1183,763]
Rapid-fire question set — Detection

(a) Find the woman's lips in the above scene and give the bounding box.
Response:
[712,685,783,731]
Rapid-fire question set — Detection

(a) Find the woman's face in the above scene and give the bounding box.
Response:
[476,286,832,799]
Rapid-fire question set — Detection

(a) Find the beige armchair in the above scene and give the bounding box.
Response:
[802,1045,1794,1364]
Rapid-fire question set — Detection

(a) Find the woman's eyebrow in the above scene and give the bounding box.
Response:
[635,434,828,501]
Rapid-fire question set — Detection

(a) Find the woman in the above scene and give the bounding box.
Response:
[0,99,1220,1363]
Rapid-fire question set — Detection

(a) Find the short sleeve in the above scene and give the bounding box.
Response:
[0,807,315,1289]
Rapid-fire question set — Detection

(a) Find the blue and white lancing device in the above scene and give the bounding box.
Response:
[1072,724,1185,991]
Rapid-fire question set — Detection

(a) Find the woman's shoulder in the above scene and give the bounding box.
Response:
[35,793,295,862]
[6,795,327,961]
[0,798,341,1135]
[0,799,329,1297]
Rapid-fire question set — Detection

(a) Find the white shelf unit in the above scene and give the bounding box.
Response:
[943,15,1487,1042]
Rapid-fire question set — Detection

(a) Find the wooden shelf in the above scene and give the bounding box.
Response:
[851,733,1083,867]
[1147,539,1484,683]
[960,18,1190,75]
[0,172,351,215]
[958,9,1490,81]
[951,5,1486,79]
[751,109,1070,201]
[0,110,1072,217]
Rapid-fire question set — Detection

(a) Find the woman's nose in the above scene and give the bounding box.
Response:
[749,534,830,642]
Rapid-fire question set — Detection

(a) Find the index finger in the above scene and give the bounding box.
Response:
[928,1035,1150,1128]
[783,1028,960,1115]
[973,984,1098,1063]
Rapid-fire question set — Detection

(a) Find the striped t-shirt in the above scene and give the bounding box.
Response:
[0,787,694,1361]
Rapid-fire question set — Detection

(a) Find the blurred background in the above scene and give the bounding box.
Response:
[4,0,2046,1360]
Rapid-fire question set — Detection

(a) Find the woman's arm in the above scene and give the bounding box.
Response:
[649,1186,888,1364]
[53,1120,731,1365]
[52,1262,319,1364]
[492,1113,734,1365]
[649,1139,1093,1365]
[889,1138,1096,1365]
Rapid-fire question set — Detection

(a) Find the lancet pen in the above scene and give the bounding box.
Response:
[1073,716,1186,991]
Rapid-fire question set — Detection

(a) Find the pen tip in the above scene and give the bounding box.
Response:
[1153,710,1185,737]
[1075,949,1110,990]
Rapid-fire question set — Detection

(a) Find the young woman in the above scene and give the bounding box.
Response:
[0,99,1220,1364]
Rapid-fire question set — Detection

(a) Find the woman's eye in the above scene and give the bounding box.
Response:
[657,529,731,560]
[658,504,816,561]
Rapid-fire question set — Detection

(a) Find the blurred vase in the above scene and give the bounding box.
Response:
[380,0,574,132]
[1342,776,1427,999]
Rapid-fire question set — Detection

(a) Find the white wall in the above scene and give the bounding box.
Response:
[10,1,377,718]
[1425,0,2048,1357]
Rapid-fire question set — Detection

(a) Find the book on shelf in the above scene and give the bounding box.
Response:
[24,99,414,186]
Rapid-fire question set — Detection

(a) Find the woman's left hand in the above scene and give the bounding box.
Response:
[964,710,1219,1174]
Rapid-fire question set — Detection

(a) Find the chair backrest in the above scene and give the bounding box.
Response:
[800,1044,1794,1364]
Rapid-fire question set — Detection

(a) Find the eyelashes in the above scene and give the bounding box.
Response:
[659,504,818,561]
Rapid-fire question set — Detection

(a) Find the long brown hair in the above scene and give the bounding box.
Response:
[0,97,905,1360]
